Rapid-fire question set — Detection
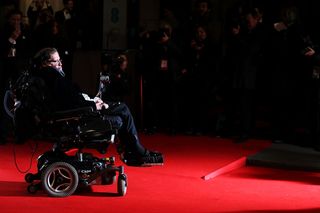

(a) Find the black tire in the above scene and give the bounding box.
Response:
[41,162,79,197]
[117,174,127,196]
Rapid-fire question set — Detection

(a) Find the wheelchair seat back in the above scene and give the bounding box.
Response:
[10,71,49,142]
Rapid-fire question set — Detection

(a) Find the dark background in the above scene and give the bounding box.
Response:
[1,0,320,128]
[1,0,320,49]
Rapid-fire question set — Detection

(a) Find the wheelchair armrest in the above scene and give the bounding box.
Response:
[53,107,96,119]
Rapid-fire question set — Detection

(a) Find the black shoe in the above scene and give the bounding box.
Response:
[141,150,164,166]
[121,150,164,167]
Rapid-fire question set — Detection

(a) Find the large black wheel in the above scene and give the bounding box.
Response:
[117,174,127,196]
[41,162,79,197]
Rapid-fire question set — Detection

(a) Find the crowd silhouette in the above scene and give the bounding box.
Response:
[137,0,320,152]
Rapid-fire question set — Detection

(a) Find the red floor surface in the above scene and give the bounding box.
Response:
[1,134,320,213]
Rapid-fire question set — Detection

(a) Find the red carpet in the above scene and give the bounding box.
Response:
[1,134,320,213]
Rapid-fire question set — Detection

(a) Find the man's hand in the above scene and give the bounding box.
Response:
[94,97,109,110]
[274,22,287,32]
[303,47,315,57]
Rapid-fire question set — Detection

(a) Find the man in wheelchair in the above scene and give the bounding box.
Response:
[18,47,163,167]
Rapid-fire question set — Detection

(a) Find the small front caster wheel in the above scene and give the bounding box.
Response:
[27,184,39,194]
[25,173,36,183]
[117,174,127,196]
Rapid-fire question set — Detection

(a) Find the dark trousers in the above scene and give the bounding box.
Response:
[104,102,146,155]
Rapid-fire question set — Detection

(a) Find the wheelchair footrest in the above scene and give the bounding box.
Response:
[121,151,164,167]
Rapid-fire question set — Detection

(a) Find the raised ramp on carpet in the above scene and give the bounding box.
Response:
[247,143,320,171]
[202,157,247,180]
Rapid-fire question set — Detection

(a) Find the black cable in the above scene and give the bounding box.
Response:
[13,140,38,174]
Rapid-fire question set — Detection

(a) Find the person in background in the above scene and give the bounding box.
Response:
[150,25,187,135]
[223,7,267,142]
[99,53,132,103]
[27,0,53,31]
[0,8,32,144]
[267,4,316,145]
[186,0,222,52]
[55,0,79,50]
[183,25,218,135]
[54,0,75,24]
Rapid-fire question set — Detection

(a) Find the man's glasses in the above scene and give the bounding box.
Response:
[48,59,62,64]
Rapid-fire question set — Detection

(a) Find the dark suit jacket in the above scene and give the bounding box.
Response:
[35,66,95,111]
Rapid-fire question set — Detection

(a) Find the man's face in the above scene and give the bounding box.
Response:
[46,52,62,70]
[66,0,74,11]
[246,14,258,30]
[196,26,207,41]
[9,14,21,28]
[35,0,45,9]
[119,55,128,71]
[197,2,209,16]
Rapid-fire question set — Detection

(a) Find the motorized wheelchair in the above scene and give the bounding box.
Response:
[4,71,128,197]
